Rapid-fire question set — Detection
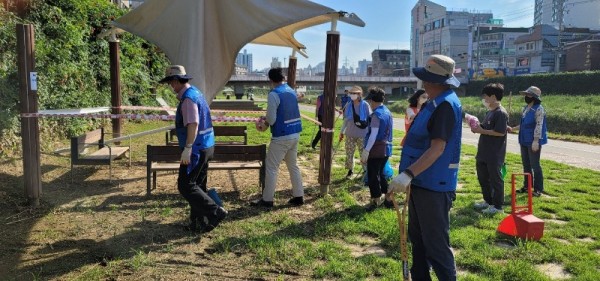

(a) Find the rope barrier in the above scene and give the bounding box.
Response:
[20,112,260,123]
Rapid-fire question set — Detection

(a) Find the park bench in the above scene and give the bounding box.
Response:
[70,128,130,182]
[146,144,266,195]
[165,125,248,146]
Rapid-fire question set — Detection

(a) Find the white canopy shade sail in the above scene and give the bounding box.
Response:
[111,0,364,102]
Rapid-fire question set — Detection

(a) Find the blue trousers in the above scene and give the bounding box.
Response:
[408,186,456,281]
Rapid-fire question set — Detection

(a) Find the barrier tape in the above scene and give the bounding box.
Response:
[117,106,265,114]
[21,112,260,123]
[320,127,335,133]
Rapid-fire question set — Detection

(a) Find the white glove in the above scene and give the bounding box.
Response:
[181,146,192,164]
[532,142,540,152]
[360,150,369,164]
[389,171,413,193]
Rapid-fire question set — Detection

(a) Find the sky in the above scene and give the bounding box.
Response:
[243,0,535,71]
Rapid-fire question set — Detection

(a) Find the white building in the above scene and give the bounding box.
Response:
[535,0,600,30]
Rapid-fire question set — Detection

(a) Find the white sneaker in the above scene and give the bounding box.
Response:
[482,206,504,214]
[474,201,490,209]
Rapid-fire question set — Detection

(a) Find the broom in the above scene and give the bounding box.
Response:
[392,185,412,281]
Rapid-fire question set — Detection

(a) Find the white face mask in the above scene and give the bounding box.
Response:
[482,99,490,109]
[350,94,358,101]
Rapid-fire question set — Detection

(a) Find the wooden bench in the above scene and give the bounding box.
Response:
[71,128,130,182]
[165,125,248,146]
[146,144,266,195]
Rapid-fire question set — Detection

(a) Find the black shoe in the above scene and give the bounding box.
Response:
[365,203,378,212]
[383,199,395,209]
[532,190,542,197]
[288,196,304,206]
[250,198,274,208]
[346,169,353,178]
[516,187,527,193]
[203,207,228,233]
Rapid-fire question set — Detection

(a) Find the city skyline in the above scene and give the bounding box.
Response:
[243,0,535,71]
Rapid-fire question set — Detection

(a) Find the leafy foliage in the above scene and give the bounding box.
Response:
[0,1,169,156]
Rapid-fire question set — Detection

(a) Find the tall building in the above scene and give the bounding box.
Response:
[236,49,253,74]
[471,27,529,78]
[534,0,600,30]
[371,50,411,76]
[411,0,494,80]
[357,59,371,76]
[270,57,282,69]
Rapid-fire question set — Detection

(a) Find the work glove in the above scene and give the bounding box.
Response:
[181,146,192,165]
[360,149,369,164]
[532,142,540,152]
[389,171,414,193]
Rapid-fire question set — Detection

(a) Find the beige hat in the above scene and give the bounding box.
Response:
[348,85,363,95]
[412,55,460,87]
[520,86,541,100]
[159,65,193,83]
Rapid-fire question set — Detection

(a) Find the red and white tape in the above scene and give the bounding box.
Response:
[21,112,260,123]
[116,106,265,115]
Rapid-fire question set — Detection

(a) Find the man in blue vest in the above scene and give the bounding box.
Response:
[389,55,462,281]
[251,68,304,208]
[159,65,227,233]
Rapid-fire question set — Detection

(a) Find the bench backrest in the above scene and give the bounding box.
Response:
[71,128,104,157]
[147,145,181,162]
[214,126,247,145]
[212,144,265,162]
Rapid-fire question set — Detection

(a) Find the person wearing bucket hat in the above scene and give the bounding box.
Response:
[341,85,370,179]
[508,86,547,197]
[251,68,304,208]
[471,83,509,215]
[360,87,394,211]
[388,54,462,281]
[160,65,227,233]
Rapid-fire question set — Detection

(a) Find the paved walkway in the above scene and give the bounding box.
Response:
[297,103,600,171]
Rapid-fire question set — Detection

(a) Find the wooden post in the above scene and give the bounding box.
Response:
[17,23,41,207]
[287,52,297,89]
[109,32,122,142]
[318,26,340,195]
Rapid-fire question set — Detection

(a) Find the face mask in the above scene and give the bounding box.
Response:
[350,94,358,101]
[525,96,535,104]
[482,99,490,109]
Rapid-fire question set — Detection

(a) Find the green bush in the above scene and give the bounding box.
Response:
[0,1,169,156]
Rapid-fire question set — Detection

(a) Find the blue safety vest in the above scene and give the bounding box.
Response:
[364,105,393,157]
[399,89,462,192]
[270,84,302,137]
[518,104,548,146]
[176,86,215,173]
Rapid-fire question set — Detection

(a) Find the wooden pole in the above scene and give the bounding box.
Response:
[17,23,41,207]
[109,32,122,142]
[287,52,297,89]
[318,27,340,195]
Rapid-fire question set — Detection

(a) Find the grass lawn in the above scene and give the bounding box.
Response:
[1,110,599,280]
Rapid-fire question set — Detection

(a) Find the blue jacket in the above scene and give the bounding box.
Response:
[270,84,302,137]
[364,105,393,157]
[399,89,462,192]
[518,104,548,146]
[176,86,215,173]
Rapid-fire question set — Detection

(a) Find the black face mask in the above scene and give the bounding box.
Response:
[524,96,535,104]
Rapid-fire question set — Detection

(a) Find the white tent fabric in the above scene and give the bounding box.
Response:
[112,0,364,102]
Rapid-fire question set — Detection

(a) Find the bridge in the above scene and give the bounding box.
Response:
[227,75,421,98]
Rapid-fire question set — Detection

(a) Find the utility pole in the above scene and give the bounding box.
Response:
[555,0,565,73]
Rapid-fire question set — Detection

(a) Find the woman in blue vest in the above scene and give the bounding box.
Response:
[508,86,547,197]
[341,85,370,179]
[389,55,462,281]
[159,65,227,233]
[360,87,393,211]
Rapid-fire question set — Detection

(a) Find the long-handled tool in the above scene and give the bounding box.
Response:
[392,185,412,281]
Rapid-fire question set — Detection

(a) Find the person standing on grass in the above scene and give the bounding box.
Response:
[251,67,304,208]
[159,65,227,233]
[508,86,547,197]
[471,83,509,214]
[388,55,462,281]
[401,89,428,146]
[360,87,394,211]
[341,85,370,179]
[311,93,324,150]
